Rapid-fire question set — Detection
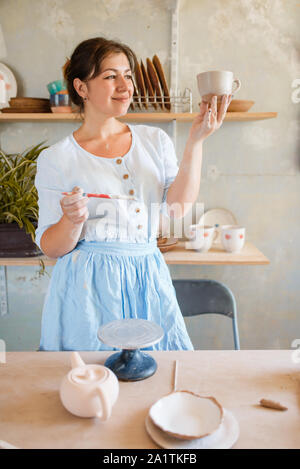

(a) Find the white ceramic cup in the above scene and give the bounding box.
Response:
[199,225,218,252]
[221,225,245,253]
[197,70,241,103]
[185,224,217,251]
[185,223,204,250]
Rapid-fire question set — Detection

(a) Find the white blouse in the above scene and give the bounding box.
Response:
[35,124,179,249]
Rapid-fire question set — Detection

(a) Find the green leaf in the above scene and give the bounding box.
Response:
[0,142,48,235]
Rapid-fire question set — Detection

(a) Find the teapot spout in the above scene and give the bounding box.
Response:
[71,351,86,369]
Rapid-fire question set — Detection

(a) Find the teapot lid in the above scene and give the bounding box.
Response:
[70,364,109,385]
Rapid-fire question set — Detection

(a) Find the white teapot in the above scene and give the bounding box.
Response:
[59,352,119,420]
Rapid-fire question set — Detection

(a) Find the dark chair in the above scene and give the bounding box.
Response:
[172,279,240,350]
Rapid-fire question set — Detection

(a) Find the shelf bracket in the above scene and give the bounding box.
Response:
[170,0,180,105]
[170,0,180,149]
[0,266,8,316]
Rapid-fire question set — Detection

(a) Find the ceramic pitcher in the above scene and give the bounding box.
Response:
[59,352,119,420]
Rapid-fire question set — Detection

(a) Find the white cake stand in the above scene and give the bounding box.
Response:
[98,319,164,381]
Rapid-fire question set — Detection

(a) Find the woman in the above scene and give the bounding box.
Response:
[35,37,231,351]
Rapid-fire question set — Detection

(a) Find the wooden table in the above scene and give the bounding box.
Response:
[0,242,269,266]
[0,351,298,449]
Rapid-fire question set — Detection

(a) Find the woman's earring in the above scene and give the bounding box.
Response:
[83,97,88,101]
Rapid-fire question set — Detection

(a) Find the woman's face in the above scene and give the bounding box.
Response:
[84,52,134,116]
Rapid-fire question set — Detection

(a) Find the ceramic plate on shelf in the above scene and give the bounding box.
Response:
[145,408,239,449]
[146,58,164,109]
[152,55,171,111]
[141,59,157,110]
[135,61,147,109]
[198,209,238,244]
[0,62,17,108]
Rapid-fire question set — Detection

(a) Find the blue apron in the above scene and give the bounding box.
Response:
[39,240,194,351]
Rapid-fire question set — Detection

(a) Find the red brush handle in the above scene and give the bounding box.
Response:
[62,192,111,199]
[85,193,111,198]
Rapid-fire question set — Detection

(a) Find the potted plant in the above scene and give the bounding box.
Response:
[0,142,48,257]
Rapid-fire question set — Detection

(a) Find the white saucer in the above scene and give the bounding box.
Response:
[198,209,238,244]
[145,409,239,449]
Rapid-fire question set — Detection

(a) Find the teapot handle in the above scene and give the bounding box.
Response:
[95,385,111,421]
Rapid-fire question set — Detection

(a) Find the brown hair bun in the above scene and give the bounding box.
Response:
[62,57,71,81]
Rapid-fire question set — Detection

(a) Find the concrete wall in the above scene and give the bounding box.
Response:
[0,0,299,350]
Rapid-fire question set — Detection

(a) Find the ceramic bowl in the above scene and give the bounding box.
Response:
[198,99,254,113]
[227,99,254,112]
[149,390,224,440]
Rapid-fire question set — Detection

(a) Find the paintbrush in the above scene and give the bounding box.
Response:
[61,192,137,201]
[43,188,137,201]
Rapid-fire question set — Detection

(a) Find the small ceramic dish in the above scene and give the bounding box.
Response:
[157,237,178,253]
[145,409,239,449]
[149,390,224,440]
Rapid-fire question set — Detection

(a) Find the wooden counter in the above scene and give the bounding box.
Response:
[0,242,269,266]
[0,350,299,449]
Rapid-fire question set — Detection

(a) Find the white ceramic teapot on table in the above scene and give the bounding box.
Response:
[59,352,119,420]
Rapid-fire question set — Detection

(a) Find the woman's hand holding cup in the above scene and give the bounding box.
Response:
[188,94,232,145]
[60,186,89,225]
[190,69,241,144]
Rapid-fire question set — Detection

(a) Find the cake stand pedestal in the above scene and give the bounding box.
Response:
[98,319,164,381]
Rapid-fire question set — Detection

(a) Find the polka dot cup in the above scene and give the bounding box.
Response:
[185,224,217,252]
[221,225,246,253]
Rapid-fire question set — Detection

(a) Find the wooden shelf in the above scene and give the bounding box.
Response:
[163,241,269,265]
[0,112,277,122]
[0,242,269,266]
